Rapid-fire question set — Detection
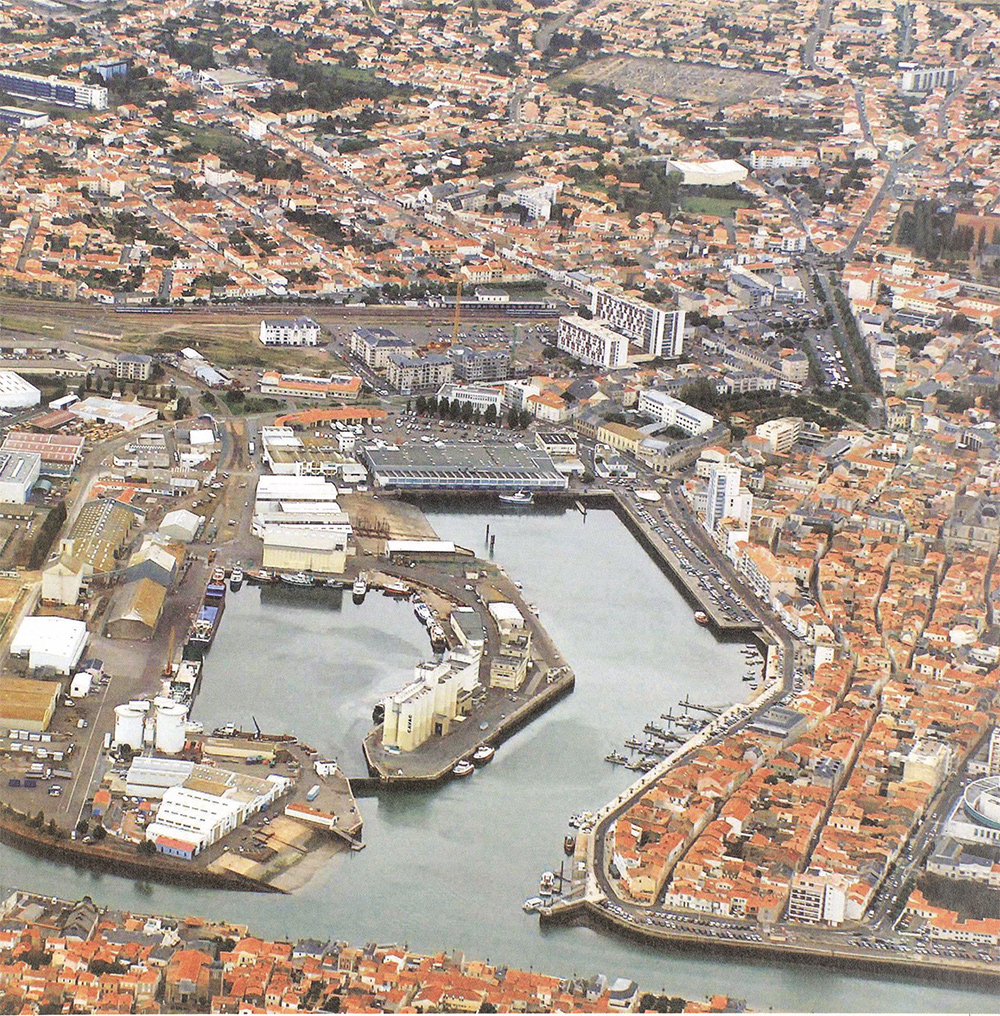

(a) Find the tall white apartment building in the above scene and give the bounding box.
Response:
[258,316,321,346]
[588,287,685,358]
[706,463,752,533]
[636,389,715,435]
[556,315,628,368]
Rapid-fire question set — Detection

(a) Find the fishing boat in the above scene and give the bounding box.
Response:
[539,871,556,897]
[211,566,226,584]
[229,566,244,590]
[382,580,410,598]
[429,622,448,651]
[352,575,368,603]
[184,578,226,658]
[604,750,628,765]
[563,834,575,855]
[452,760,474,777]
[694,610,709,625]
[245,569,275,584]
[522,897,544,913]
[472,744,495,765]
[413,602,434,626]
[499,489,534,505]
[280,572,313,587]
[324,578,345,589]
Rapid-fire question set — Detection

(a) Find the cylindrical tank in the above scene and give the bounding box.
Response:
[154,698,188,755]
[113,704,145,749]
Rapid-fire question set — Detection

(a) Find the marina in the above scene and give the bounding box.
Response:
[0,506,991,1012]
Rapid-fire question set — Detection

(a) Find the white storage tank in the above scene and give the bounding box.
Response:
[154,698,188,755]
[113,704,146,749]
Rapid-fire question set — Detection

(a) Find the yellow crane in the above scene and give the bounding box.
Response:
[450,276,463,346]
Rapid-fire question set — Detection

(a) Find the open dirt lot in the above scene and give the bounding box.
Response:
[560,57,785,107]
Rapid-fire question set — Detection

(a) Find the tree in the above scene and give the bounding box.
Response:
[151,363,165,380]
[32,810,44,828]
[175,396,191,417]
[415,395,427,414]
[484,405,497,425]
[47,819,57,837]
[138,839,157,855]
[93,825,106,841]
[75,819,89,836]
[507,407,519,429]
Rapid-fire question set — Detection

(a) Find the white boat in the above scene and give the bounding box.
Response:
[522,897,544,913]
[352,575,368,601]
[281,572,313,587]
[414,602,434,626]
[499,489,534,505]
[452,760,474,777]
[472,744,495,765]
[229,566,244,589]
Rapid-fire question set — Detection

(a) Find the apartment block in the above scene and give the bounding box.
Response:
[589,287,685,357]
[556,315,628,368]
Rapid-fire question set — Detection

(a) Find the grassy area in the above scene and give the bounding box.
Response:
[680,196,750,217]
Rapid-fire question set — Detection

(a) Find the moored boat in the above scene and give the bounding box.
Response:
[564,834,575,855]
[229,566,244,590]
[413,602,434,626]
[429,622,447,651]
[499,489,534,505]
[352,575,368,603]
[281,572,313,587]
[452,759,474,777]
[471,744,495,765]
[245,569,275,584]
[211,566,226,584]
[694,610,709,625]
[522,897,544,913]
[382,580,410,598]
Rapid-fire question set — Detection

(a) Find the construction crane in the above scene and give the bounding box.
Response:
[450,276,463,346]
[162,627,176,677]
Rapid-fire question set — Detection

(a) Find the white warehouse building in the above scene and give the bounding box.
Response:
[0,450,40,503]
[10,616,87,674]
[665,159,748,188]
[435,382,504,415]
[0,371,41,410]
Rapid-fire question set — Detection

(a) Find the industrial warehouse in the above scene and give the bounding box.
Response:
[359,441,569,491]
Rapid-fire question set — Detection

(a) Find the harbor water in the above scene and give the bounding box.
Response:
[0,505,991,1012]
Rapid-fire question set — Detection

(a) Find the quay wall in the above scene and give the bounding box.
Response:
[361,669,575,788]
[0,812,286,894]
[541,900,1000,990]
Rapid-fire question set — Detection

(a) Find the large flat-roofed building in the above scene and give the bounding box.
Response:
[361,441,569,492]
[385,353,453,395]
[0,450,40,503]
[258,317,321,347]
[69,397,157,432]
[556,315,628,368]
[588,287,685,358]
[2,432,84,477]
[0,371,41,410]
[637,389,715,435]
[0,676,61,734]
[349,326,412,369]
[259,371,362,402]
[435,382,504,415]
[666,159,748,188]
[261,525,348,574]
[10,616,87,674]
[0,106,49,130]
[0,69,108,109]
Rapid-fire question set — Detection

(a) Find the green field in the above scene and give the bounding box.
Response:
[680,196,751,217]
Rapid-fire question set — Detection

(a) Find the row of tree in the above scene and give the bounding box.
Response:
[412,395,533,430]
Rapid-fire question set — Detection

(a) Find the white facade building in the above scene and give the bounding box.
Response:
[556,315,628,368]
[435,382,504,415]
[900,66,956,93]
[706,464,752,533]
[0,450,40,503]
[258,317,321,346]
[588,288,685,358]
[637,389,715,435]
